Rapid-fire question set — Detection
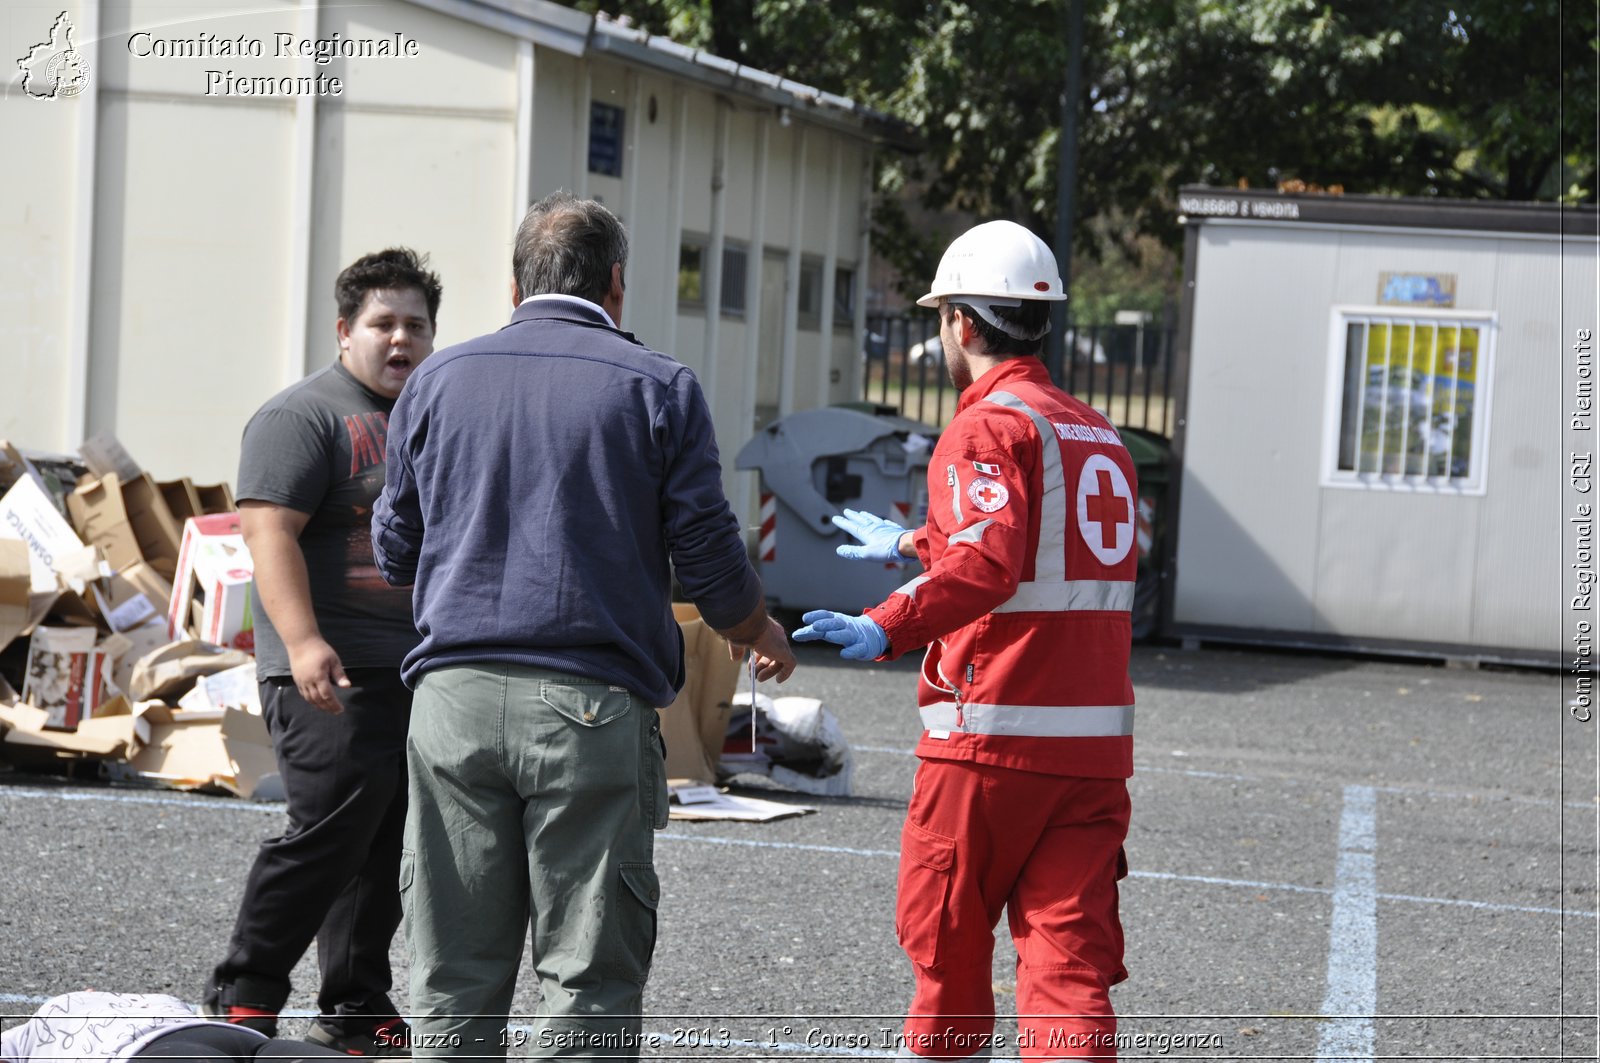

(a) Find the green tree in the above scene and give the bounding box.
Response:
[579,0,1596,291]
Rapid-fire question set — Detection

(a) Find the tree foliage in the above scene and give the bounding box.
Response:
[580,0,1597,288]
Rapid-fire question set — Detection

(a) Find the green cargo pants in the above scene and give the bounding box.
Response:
[402,663,668,1060]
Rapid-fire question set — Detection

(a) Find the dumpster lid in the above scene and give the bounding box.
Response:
[734,406,940,535]
[735,406,940,473]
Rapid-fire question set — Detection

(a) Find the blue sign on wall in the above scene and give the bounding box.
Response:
[1378,272,1457,307]
[588,102,624,178]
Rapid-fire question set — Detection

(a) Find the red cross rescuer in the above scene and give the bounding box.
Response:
[795,221,1138,1060]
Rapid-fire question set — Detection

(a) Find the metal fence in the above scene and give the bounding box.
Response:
[862,311,1179,437]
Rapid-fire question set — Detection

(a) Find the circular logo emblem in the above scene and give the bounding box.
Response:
[46,49,90,97]
[1075,455,1133,565]
[967,476,1008,513]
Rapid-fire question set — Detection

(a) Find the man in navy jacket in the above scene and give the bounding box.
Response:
[372,192,795,1059]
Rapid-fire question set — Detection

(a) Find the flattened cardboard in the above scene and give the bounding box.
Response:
[158,479,203,524]
[0,696,147,759]
[221,706,281,800]
[126,638,252,702]
[114,704,279,800]
[98,622,173,697]
[120,474,182,578]
[0,539,31,649]
[66,475,143,573]
[657,603,741,786]
[78,433,143,484]
[1,474,86,593]
[116,561,172,622]
[194,483,236,513]
[66,473,182,581]
[122,715,232,788]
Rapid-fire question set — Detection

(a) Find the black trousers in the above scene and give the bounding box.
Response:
[205,669,411,1036]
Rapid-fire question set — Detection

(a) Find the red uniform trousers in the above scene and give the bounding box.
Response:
[896,759,1131,1061]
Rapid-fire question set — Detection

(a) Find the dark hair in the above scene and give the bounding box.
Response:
[335,248,443,326]
[943,299,1051,357]
[513,191,629,306]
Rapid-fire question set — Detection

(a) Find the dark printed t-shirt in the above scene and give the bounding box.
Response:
[237,360,419,678]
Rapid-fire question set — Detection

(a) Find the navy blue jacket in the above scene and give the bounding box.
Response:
[371,298,763,705]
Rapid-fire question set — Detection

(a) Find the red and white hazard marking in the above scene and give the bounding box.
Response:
[759,491,777,562]
[1136,497,1155,559]
[1076,455,1133,566]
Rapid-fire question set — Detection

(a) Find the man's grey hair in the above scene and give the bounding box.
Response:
[513,191,629,306]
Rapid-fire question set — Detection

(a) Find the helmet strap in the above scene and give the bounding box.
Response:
[959,297,1053,341]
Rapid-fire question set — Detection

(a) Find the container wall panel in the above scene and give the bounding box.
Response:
[1470,237,1594,652]
[90,96,294,484]
[619,72,677,343]
[761,125,796,251]
[0,1,89,452]
[720,108,758,241]
[530,50,580,197]
[1309,230,1501,641]
[309,104,515,356]
[677,94,715,235]
[1173,225,1337,630]
[1312,490,1480,642]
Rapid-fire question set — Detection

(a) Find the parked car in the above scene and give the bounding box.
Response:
[908,334,943,367]
[861,330,888,360]
[912,331,1107,366]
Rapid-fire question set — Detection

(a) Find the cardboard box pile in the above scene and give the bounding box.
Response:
[0,436,273,797]
[1,441,817,816]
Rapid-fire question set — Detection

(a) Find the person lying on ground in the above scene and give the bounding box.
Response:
[1,992,353,1063]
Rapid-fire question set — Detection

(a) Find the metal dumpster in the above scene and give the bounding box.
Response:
[734,405,940,615]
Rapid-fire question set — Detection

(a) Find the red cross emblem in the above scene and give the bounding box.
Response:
[1084,469,1129,548]
[1076,455,1134,565]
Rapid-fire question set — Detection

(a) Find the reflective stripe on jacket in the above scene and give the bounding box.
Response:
[866,357,1136,778]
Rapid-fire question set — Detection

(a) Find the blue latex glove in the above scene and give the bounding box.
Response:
[792,610,889,661]
[831,508,910,562]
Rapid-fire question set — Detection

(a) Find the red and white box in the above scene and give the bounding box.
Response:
[22,625,111,730]
[167,513,255,651]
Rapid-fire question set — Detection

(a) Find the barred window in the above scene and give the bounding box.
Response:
[1325,310,1494,492]
[721,245,748,315]
[797,259,823,330]
[677,242,703,306]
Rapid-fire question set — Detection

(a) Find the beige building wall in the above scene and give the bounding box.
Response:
[0,0,884,522]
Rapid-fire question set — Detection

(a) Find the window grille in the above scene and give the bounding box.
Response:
[1325,310,1494,492]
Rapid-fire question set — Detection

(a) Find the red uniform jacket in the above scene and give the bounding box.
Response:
[867,357,1137,778]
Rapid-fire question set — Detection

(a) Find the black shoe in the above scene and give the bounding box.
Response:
[305,1017,411,1058]
[198,1002,280,1038]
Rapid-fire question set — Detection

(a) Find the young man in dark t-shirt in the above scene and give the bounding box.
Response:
[202,249,442,1057]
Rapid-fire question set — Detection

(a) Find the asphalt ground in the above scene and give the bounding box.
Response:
[1,641,1596,1060]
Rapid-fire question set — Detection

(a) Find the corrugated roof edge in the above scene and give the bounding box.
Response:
[1178,184,1599,237]
[588,12,918,149]
[418,0,591,56]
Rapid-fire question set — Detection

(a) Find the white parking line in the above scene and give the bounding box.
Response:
[855,746,1594,810]
[1316,785,1378,1061]
[4,785,1590,922]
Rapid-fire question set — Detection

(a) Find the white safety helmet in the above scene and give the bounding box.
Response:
[916,220,1065,340]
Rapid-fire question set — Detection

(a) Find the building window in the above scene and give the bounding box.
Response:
[1324,310,1494,492]
[834,265,856,325]
[678,242,703,305]
[588,102,624,178]
[721,245,748,315]
[798,259,823,330]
